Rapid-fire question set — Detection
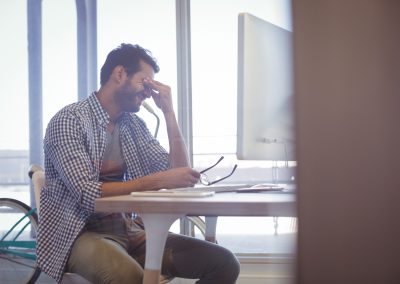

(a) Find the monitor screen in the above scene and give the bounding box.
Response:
[237,13,294,161]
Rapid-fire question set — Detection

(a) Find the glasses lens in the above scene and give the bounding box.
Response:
[200,174,209,185]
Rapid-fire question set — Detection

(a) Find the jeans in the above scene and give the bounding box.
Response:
[66,214,240,284]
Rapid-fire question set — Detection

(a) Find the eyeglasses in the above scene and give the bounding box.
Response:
[199,156,238,186]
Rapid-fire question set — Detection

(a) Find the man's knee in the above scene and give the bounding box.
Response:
[96,245,143,284]
[218,247,240,282]
[100,258,143,284]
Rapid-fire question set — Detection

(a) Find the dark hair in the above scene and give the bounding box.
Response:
[100,43,160,86]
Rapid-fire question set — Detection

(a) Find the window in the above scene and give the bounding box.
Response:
[0,0,29,151]
[98,0,177,148]
[0,0,30,203]
[190,0,293,175]
[42,0,77,128]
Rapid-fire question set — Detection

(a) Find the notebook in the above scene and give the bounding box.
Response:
[130,190,215,198]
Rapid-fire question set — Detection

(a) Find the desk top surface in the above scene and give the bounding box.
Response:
[95,191,296,217]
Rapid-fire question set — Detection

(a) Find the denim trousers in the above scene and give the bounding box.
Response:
[66,214,240,284]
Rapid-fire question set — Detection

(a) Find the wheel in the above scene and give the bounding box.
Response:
[0,198,41,283]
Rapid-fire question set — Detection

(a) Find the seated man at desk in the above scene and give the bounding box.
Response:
[36,43,240,284]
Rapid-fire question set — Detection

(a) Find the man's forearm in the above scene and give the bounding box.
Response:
[164,111,190,168]
[101,167,200,197]
[142,77,190,168]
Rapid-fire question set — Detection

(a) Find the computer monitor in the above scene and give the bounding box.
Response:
[237,13,294,161]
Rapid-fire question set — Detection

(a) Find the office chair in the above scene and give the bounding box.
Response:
[29,165,92,284]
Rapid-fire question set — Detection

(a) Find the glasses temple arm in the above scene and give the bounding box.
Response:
[199,156,224,174]
[208,164,238,186]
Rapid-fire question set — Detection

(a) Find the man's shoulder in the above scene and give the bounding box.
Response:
[49,100,89,122]
[46,99,96,132]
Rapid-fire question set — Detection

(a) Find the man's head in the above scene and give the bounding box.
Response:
[100,43,160,86]
[99,44,160,114]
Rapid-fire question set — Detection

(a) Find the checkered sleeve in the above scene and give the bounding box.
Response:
[44,109,102,214]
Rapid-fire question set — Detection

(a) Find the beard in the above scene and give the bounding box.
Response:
[116,83,143,113]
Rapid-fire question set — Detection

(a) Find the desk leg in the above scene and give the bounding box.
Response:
[140,213,183,284]
[205,216,218,243]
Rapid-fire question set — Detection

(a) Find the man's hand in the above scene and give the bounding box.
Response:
[152,167,201,189]
[143,77,174,114]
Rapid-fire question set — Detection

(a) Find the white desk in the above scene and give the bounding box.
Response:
[94,192,296,284]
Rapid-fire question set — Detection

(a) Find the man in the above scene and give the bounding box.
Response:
[36,43,240,283]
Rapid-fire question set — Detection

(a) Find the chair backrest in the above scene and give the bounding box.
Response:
[29,165,45,214]
[32,170,45,214]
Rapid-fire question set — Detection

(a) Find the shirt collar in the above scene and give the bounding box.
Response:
[88,92,110,127]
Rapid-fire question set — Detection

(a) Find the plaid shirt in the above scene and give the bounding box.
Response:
[37,93,170,282]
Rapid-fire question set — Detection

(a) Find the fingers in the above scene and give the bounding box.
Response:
[168,167,200,188]
[188,168,201,179]
[143,77,170,94]
[143,77,174,113]
[180,168,200,187]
